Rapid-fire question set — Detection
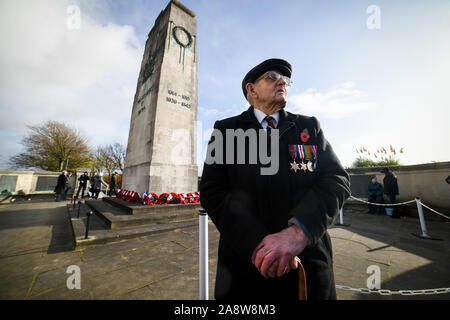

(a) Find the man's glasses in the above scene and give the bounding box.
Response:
[256,70,293,87]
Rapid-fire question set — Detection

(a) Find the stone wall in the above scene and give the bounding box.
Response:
[0,170,59,195]
[346,161,450,209]
[0,170,81,202]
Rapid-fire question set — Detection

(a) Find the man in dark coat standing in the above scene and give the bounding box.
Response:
[200,58,351,300]
[54,170,67,202]
[90,172,107,199]
[381,168,399,218]
[62,171,73,200]
[75,171,90,199]
[108,172,117,196]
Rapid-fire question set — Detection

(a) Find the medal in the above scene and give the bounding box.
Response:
[300,161,308,172]
[289,145,300,172]
[307,160,315,172]
[290,161,300,172]
[289,144,318,173]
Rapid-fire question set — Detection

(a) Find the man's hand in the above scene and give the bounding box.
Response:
[251,225,309,278]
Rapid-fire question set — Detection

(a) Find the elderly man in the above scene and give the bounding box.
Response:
[200,58,350,300]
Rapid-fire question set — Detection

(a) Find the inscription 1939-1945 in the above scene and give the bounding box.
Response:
[166,89,191,109]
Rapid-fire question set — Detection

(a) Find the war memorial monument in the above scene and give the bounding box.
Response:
[122,0,198,195]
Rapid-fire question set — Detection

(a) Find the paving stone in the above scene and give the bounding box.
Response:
[147,268,200,300]
[29,267,69,297]
[119,241,187,266]
[118,285,159,300]
[75,252,134,278]
[0,251,44,279]
[88,261,183,299]
[80,238,144,261]
[0,273,34,299]
[30,284,94,300]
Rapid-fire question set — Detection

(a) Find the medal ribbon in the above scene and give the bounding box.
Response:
[295,145,319,160]
[289,145,297,160]
[296,145,303,160]
[311,145,317,159]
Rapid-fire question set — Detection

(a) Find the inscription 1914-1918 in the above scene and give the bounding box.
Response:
[166,89,191,109]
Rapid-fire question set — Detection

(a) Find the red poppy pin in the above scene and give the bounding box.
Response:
[300,129,310,143]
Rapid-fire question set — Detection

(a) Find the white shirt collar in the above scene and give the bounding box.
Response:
[253,107,280,127]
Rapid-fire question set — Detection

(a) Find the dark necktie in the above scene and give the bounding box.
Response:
[265,116,276,136]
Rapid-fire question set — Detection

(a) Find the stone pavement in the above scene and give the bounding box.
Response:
[0,200,449,300]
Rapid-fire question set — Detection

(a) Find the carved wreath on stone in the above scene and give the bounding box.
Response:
[172,25,192,48]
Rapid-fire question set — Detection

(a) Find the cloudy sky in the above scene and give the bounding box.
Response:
[1,0,449,172]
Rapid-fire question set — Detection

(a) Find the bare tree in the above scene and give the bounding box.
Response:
[92,142,126,175]
[9,121,92,171]
[108,142,126,173]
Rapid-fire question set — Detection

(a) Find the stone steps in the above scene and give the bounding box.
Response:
[102,197,201,215]
[68,210,198,248]
[67,198,203,248]
[85,199,199,229]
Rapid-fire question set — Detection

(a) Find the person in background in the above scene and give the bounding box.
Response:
[367,176,384,214]
[75,171,90,199]
[108,172,117,197]
[381,168,400,218]
[54,170,67,202]
[62,171,73,200]
[90,171,108,199]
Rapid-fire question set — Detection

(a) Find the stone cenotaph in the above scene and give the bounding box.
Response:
[122,0,198,195]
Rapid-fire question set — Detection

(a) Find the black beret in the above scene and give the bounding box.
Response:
[242,58,292,100]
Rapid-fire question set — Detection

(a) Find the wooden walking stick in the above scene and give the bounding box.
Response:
[296,257,307,300]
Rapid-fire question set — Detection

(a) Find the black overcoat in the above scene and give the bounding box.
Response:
[54,173,66,194]
[383,173,399,196]
[200,106,351,300]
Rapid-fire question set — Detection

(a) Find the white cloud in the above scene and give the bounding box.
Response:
[198,106,221,118]
[289,81,376,119]
[0,0,142,167]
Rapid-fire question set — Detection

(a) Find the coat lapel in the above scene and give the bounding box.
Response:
[237,106,263,131]
[278,108,297,137]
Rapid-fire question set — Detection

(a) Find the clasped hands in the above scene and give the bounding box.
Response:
[251,225,309,278]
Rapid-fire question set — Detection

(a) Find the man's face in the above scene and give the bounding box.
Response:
[251,70,289,107]
[371,178,377,183]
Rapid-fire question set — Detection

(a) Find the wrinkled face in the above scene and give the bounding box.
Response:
[247,70,290,107]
